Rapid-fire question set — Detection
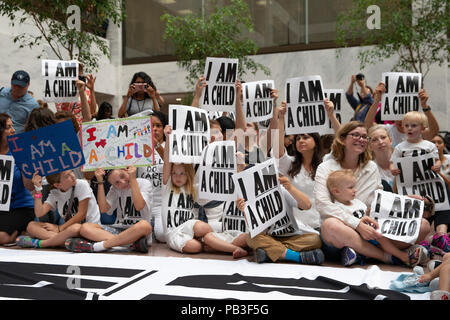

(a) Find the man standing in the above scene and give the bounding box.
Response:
[0,70,40,133]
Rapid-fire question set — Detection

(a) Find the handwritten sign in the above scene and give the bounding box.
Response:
[232,158,286,238]
[82,117,154,171]
[284,76,328,135]
[169,105,210,164]
[381,72,422,121]
[201,57,238,113]
[7,120,84,179]
[0,155,14,212]
[42,59,79,103]
[370,190,423,244]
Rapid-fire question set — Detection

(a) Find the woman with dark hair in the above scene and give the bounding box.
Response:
[0,113,35,245]
[95,102,114,121]
[118,72,160,117]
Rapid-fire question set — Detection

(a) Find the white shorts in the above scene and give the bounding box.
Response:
[211,230,243,244]
[166,219,199,253]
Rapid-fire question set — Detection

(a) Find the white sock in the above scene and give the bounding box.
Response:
[93,241,106,252]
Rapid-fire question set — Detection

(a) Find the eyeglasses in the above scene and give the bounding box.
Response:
[347,132,368,141]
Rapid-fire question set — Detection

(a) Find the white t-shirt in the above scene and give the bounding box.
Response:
[441,155,450,180]
[275,148,321,229]
[105,178,152,229]
[161,178,196,238]
[391,139,439,161]
[386,124,406,147]
[45,179,100,224]
[334,198,367,222]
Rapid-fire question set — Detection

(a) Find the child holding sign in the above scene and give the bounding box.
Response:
[327,170,429,267]
[65,166,152,253]
[16,170,101,249]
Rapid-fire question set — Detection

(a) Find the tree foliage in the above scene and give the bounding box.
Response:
[336,0,449,80]
[161,0,270,88]
[0,0,125,72]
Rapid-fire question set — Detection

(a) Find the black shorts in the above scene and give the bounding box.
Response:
[0,207,35,235]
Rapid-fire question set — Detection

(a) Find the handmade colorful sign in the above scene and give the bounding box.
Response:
[381,72,422,121]
[201,57,239,113]
[0,155,15,212]
[81,117,154,171]
[168,105,210,164]
[7,120,84,179]
[42,59,79,103]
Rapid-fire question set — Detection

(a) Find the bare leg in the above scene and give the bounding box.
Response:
[0,231,18,245]
[102,220,151,249]
[40,224,82,248]
[182,239,203,253]
[26,221,58,240]
[203,232,248,258]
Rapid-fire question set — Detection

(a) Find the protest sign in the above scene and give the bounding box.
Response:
[201,57,238,113]
[0,155,14,212]
[221,200,247,233]
[242,80,275,123]
[169,105,210,164]
[370,190,423,244]
[323,89,344,134]
[381,72,422,121]
[42,59,79,103]
[393,153,450,211]
[81,117,154,171]
[232,158,286,238]
[198,141,236,201]
[284,76,328,135]
[7,120,84,179]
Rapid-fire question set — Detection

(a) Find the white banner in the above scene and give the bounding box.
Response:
[370,190,424,244]
[200,57,238,112]
[42,59,79,103]
[381,72,422,121]
[242,80,275,123]
[232,158,286,238]
[168,105,210,164]
[284,76,328,135]
[0,155,15,212]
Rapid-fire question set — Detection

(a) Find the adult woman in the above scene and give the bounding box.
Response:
[274,103,323,231]
[315,121,430,266]
[431,134,450,185]
[137,110,167,242]
[118,72,160,118]
[0,113,34,245]
[95,102,114,121]
[368,124,394,190]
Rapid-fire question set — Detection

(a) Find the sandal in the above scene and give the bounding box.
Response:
[406,244,429,267]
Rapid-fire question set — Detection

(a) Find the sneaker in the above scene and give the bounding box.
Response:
[431,234,450,253]
[131,236,149,253]
[341,246,363,266]
[406,244,429,267]
[16,236,40,248]
[255,248,271,263]
[427,259,442,272]
[430,290,450,300]
[299,249,325,265]
[65,237,94,253]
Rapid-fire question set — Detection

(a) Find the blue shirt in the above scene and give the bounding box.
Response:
[7,151,34,209]
[0,87,39,133]
[345,92,374,123]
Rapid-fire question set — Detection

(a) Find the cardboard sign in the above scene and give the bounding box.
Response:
[198,141,236,201]
[7,120,85,179]
[232,158,287,238]
[201,57,238,113]
[169,105,210,164]
[370,190,424,244]
[81,117,154,171]
[394,153,450,211]
[242,80,275,123]
[323,89,344,134]
[221,200,247,233]
[381,72,422,121]
[42,59,79,103]
[0,155,15,212]
[284,76,328,135]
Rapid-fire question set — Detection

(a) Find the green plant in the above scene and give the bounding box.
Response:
[0,0,125,72]
[161,0,270,88]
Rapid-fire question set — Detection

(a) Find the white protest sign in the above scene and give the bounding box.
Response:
[198,141,237,201]
[381,72,422,121]
[394,153,450,211]
[370,190,423,244]
[242,80,275,123]
[42,59,79,103]
[169,105,210,164]
[323,89,344,134]
[284,76,328,135]
[232,158,287,238]
[81,117,154,171]
[221,200,248,233]
[0,155,14,212]
[201,57,238,113]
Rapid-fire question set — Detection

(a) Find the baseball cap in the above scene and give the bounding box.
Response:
[11,70,30,87]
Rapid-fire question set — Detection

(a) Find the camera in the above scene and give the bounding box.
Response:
[134,83,148,91]
[356,73,365,81]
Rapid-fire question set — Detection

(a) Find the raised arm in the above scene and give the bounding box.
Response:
[77,80,91,122]
[419,89,439,140]
[191,76,206,108]
[275,101,287,159]
[364,82,385,129]
[127,166,147,211]
[86,74,98,117]
[94,167,111,213]
[324,98,341,134]
[234,80,246,131]
[162,125,173,185]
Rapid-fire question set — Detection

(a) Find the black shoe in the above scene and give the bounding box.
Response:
[255,248,271,263]
[132,236,149,253]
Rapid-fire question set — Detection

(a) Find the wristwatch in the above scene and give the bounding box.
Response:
[422,106,431,112]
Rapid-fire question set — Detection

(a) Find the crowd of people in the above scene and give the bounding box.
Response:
[0,68,448,300]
